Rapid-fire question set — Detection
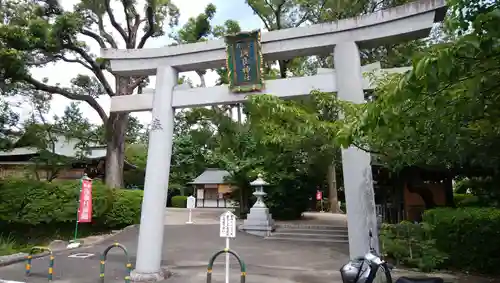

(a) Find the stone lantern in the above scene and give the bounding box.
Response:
[241,174,275,237]
[250,174,268,208]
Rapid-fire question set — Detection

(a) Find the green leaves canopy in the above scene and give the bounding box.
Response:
[349,0,500,175]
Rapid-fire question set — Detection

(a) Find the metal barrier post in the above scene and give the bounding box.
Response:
[206,248,246,283]
[100,242,133,283]
[25,246,54,282]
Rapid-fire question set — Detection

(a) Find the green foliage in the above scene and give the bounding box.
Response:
[423,208,500,274]
[346,0,500,175]
[125,144,148,170]
[171,196,187,208]
[0,178,142,228]
[453,177,500,207]
[0,234,17,256]
[245,92,344,217]
[0,97,19,150]
[453,193,480,207]
[103,189,143,227]
[0,0,179,188]
[123,169,145,189]
[380,221,447,272]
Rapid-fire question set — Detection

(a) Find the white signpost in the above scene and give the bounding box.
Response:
[219,211,236,283]
[186,196,196,224]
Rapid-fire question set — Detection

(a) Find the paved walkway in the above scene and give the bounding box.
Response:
[0,209,349,283]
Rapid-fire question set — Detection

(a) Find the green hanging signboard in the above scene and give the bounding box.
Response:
[225,30,264,93]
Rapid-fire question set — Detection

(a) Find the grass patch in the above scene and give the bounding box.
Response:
[0,234,33,256]
[0,234,17,256]
[0,222,114,256]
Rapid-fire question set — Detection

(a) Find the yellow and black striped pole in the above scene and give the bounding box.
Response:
[25,246,54,281]
[100,242,133,283]
[206,248,246,283]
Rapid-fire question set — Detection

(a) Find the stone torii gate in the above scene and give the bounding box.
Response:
[101,0,446,280]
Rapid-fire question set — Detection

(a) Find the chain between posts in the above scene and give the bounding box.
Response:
[100,242,133,283]
[25,246,54,281]
[206,248,246,283]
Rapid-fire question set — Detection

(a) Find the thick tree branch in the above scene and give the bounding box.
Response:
[122,1,133,45]
[53,54,93,71]
[23,75,109,124]
[295,11,310,27]
[104,0,129,44]
[97,17,118,48]
[352,141,384,155]
[248,5,272,30]
[81,29,106,49]
[137,7,155,48]
[127,76,148,92]
[63,43,115,97]
[129,13,142,47]
[263,0,276,13]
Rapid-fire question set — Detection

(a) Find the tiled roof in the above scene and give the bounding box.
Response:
[189,168,230,185]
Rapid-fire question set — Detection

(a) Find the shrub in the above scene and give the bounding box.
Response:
[380,221,447,272]
[171,196,187,208]
[103,189,143,227]
[0,234,17,256]
[423,207,500,274]
[0,178,142,227]
[0,178,112,224]
[453,193,480,207]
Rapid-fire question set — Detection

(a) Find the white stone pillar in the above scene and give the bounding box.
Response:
[131,66,178,281]
[334,42,379,259]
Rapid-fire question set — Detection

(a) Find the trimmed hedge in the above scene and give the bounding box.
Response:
[171,196,187,208]
[0,178,143,228]
[423,207,500,274]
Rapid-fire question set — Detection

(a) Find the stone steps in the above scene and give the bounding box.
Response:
[266,224,349,244]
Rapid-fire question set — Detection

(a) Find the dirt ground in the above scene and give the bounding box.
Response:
[457,274,500,283]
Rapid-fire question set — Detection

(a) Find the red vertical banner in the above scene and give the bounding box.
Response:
[78,179,93,223]
[316,190,322,201]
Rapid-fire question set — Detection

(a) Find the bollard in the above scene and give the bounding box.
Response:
[206,248,246,283]
[100,242,133,283]
[25,246,54,282]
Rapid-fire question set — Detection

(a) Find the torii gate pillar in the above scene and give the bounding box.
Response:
[131,66,178,281]
[335,42,379,257]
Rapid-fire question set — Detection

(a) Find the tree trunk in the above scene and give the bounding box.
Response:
[104,76,133,188]
[327,161,340,213]
[105,111,128,188]
[278,60,288,78]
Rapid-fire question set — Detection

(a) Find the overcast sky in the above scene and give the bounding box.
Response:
[18,0,263,126]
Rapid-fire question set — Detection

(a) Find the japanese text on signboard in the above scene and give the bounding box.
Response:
[225,30,264,93]
[78,179,93,223]
[219,211,236,238]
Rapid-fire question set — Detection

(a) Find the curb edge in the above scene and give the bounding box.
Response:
[0,224,138,268]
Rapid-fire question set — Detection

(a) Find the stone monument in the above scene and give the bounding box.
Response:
[241,174,275,237]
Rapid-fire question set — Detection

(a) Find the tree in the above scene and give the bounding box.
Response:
[16,92,96,181]
[243,0,429,212]
[0,98,20,150]
[245,92,344,211]
[0,0,179,187]
[339,0,500,212]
